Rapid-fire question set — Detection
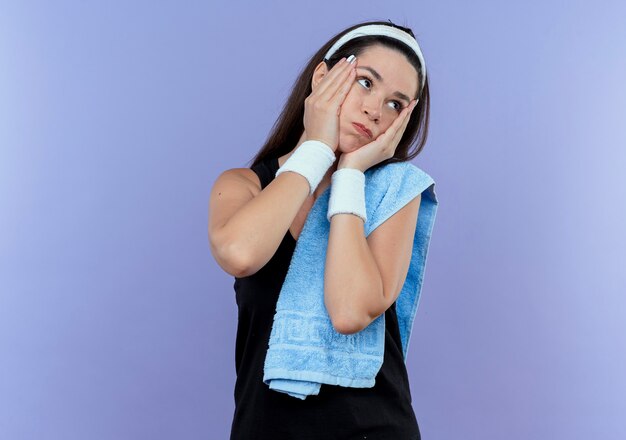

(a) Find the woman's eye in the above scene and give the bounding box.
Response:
[357,77,371,89]
[389,101,402,112]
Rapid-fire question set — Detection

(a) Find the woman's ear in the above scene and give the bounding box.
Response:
[311,60,329,91]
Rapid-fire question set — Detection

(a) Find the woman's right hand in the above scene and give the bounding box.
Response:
[302,56,356,151]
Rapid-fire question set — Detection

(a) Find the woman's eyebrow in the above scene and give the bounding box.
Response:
[358,66,411,104]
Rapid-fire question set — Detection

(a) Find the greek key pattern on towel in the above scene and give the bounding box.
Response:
[269,310,381,356]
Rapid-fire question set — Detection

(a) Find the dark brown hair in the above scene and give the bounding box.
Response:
[247,19,430,170]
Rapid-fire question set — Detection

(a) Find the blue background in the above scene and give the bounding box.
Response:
[1,1,625,438]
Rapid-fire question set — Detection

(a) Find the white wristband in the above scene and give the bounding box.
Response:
[327,168,367,223]
[275,140,336,195]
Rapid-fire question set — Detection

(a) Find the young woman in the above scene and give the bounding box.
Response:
[209,19,430,439]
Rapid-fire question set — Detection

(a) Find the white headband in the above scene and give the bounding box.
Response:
[323,24,427,92]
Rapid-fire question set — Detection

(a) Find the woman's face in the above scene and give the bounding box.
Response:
[337,45,419,153]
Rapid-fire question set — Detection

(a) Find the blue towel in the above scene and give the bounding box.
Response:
[263,161,439,400]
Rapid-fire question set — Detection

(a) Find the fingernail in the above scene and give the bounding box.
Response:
[347,54,356,64]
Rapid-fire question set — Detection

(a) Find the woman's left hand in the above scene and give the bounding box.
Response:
[337,99,418,172]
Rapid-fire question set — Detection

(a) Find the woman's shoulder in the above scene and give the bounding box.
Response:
[216,167,262,196]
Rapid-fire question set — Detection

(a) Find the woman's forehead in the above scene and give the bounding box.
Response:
[356,45,419,97]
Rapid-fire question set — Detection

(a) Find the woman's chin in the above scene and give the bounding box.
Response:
[338,138,366,153]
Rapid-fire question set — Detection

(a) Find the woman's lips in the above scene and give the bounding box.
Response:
[352,122,372,139]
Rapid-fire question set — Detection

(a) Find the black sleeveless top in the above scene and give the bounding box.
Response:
[230,156,421,440]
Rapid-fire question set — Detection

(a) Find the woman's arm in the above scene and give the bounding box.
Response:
[208,163,310,278]
[209,58,357,278]
[324,192,421,334]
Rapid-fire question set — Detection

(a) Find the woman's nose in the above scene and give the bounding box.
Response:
[362,98,382,121]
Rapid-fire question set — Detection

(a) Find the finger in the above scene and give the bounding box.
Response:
[401,101,417,126]
[381,101,415,145]
[316,58,355,99]
[330,65,356,104]
[397,100,417,127]
[388,102,414,133]
[318,61,354,103]
[312,57,348,96]
[390,102,417,144]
